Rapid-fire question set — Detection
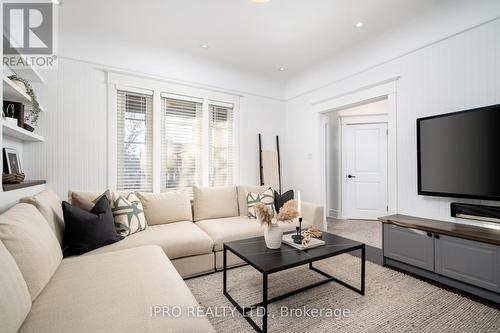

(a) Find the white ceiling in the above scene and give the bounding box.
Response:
[59,0,457,82]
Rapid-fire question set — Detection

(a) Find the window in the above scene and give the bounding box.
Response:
[208,103,234,187]
[116,90,153,191]
[113,84,237,193]
[161,96,203,193]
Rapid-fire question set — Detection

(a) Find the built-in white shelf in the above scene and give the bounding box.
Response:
[1,120,45,142]
[3,76,31,104]
[11,67,45,84]
[3,76,47,112]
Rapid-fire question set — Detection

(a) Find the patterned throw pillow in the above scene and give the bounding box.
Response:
[111,192,148,236]
[246,188,275,219]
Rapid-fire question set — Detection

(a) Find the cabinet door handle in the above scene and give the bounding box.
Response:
[434,234,440,239]
[427,232,432,237]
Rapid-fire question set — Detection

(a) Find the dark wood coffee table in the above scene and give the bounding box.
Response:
[223,232,365,333]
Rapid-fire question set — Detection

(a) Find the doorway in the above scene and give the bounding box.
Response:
[342,120,388,219]
[324,97,391,221]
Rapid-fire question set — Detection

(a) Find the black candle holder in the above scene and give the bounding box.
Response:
[291,217,303,244]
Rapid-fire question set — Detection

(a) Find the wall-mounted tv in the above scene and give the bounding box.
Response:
[417,104,500,200]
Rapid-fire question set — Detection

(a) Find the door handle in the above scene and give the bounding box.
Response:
[347,174,356,179]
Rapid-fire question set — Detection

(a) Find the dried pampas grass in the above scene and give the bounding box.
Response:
[255,199,300,227]
[255,203,274,226]
[277,199,299,222]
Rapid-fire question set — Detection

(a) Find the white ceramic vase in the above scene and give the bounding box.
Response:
[264,222,283,249]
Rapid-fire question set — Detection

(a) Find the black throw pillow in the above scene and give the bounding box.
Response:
[274,190,294,213]
[62,196,123,256]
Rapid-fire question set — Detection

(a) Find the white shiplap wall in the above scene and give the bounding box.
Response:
[284,18,500,224]
[23,59,108,200]
[23,58,286,200]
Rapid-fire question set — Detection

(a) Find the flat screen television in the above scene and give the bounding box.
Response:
[417,104,500,200]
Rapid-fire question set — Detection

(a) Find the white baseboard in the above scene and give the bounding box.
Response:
[328,209,341,219]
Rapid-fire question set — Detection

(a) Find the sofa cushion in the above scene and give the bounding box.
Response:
[193,186,238,221]
[0,203,62,301]
[68,190,104,204]
[0,241,31,333]
[237,185,271,216]
[196,216,310,251]
[20,190,65,246]
[246,187,275,219]
[136,191,192,225]
[62,197,123,256]
[70,190,111,212]
[84,221,214,260]
[19,246,215,333]
[111,192,148,236]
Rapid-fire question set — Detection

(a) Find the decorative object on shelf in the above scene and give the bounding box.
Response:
[3,101,25,127]
[8,75,42,127]
[2,172,25,184]
[301,228,323,248]
[23,123,35,132]
[2,148,22,174]
[255,199,299,249]
[2,103,17,126]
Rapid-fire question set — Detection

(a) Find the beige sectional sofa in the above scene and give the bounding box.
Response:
[0,185,324,333]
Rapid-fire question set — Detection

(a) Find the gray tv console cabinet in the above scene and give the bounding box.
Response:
[379,215,500,304]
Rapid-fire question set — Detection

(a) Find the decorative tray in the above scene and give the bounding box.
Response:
[282,233,325,250]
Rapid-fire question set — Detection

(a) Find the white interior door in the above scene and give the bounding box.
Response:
[342,122,388,219]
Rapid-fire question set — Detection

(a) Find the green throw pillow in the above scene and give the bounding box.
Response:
[111,192,148,236]
[246,188,275,219]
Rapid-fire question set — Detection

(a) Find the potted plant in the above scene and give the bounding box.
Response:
[8,75,41,127]
[255,200,299,249]
[2,103,17,126]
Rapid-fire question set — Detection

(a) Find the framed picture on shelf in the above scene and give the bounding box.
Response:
[3,148,22,174]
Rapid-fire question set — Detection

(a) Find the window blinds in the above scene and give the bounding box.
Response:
[116,90,153,192]
[161,96,203,193]
[208,103,234,187]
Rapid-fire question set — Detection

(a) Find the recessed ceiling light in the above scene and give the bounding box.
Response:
[279,67,286,72]
[252,0,272,3]
[355,21,364,28]
[201,44,209,49]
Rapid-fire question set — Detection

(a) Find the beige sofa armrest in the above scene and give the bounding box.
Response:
[302,201,325,231]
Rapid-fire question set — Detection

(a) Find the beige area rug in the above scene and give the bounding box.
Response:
[328,219,383,248]
[186,254,500,333]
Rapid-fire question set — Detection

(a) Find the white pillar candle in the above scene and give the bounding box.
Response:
[297,191,302,217]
